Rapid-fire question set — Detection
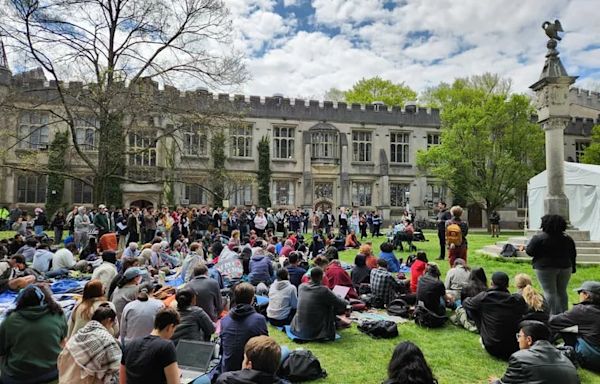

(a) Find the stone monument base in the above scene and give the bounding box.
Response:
[525,229,590,241]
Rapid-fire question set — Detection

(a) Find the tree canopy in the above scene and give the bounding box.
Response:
[581,125,600,164]
[417,78,544,213]
[325,76,416,107]
[1,0,247,205]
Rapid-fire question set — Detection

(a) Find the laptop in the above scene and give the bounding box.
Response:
[332,285,350,299]
[176,340,216,384]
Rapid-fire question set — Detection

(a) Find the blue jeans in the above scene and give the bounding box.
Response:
[577,337,600,372]
[535,267,571,315]
[45,268,69,278]
[34,225,44,236]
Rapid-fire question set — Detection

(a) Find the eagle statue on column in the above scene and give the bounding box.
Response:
[542,20,563,40]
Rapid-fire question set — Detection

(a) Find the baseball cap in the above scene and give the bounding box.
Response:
[98,204,106,209]
[123,267,147,281]
[574,281,600,294]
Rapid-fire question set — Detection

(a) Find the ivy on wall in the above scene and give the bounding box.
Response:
[46,131,69,217]
[211,130,226,207]
[257,135,271,208]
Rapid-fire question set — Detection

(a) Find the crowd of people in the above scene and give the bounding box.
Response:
[0,201,598,384]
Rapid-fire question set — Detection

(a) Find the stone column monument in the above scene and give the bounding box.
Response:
[529,20,577,220]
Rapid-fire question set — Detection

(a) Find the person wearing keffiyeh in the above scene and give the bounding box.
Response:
[58,304,122,384]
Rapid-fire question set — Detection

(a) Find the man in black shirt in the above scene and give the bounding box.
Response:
[463,272,527,360]
[436,202,451,260]
[120,307,181,384]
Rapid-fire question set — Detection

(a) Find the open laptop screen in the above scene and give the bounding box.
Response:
[176,340,215,371]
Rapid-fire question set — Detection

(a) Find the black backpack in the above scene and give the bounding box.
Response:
[413,303,447,328]
[357,320,398,339]
[278,350,327,382]
[386,299,410,318]
[500,243,517,257]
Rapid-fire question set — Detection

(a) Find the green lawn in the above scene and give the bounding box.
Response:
[268,230,600,384]
[3,230,599,383]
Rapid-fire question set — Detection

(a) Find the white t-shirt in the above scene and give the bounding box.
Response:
[52,248,76,271]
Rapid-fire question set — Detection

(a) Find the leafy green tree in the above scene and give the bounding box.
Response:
[417,80,544,214]
[257,136,272,208]
[344,77,417,107]
[420,73,512,108]
[581,125,600,164]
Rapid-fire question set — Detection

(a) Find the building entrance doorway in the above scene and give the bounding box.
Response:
[314,199,333,213]
[130,199,154,209]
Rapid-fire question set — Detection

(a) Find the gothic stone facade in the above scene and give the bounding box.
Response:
[0,64,599,227]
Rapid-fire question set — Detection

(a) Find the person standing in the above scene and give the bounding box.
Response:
[525,214,576,315]
[143,207,157,243]
[74,206,92,250]
[127,206,140,243]
[94,204,111,238]
[51,211,66,244]
[445,205,468,267]
[489,210,501,238]
[436,202,452,260]
[33,207,48,237]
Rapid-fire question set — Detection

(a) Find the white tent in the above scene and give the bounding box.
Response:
[528,162,600,240]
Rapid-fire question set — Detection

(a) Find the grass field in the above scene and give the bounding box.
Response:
[266,230,600,384]
[2,229,599,383]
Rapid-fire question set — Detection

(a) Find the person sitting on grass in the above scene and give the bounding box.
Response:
[351,253,371,290]
[216,336,290,384]
[360,243,378,269]
[221,283,268,373]
[120,307,181,384]
[488,320,579,384]
[378,242,401,273]
[291,266,347,341]
[383,341,438,384]
[0,284,67,384]
[301,256,330,286]
[171,288,215,346]
[59,304,122,384]
[514,273,549,323]
[285,251,306,288]
[370,259,402,308]
[444,258,470,301]
[410,251,428,293]
[463,272,527,360]
[416,263,447,317]
[267,268,298,327]
[0,257,34,293]
[345,229,361,249]
[549,280,600,372]
[325,259,358,299]
[120,282,164,345]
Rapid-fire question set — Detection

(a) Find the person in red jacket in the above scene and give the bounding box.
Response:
[324,260,358,299]
[410,251,428,293]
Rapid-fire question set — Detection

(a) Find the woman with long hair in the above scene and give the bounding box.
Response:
[68,279,118,338]
[384,341,438,384]
[0,284,67,384]
[515,273,549,323]
[526,214,577,315]
[59,304,122,384]
[460,267,488,302]
[171,288,215,346]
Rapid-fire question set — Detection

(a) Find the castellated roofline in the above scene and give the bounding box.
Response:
[4,73,441,127]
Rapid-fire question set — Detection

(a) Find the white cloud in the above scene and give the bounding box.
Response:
[237,0,600,99]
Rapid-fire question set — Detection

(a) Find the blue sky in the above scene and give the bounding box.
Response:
[226,0,600,99]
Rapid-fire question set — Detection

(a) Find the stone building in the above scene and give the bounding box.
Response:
[0,46,599,227]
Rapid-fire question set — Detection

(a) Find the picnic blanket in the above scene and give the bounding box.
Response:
[283,325,341,342]
[350,310,409,324]
[51,279,87,294]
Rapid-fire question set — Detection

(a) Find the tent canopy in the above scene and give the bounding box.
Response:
[528,162,600,240]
